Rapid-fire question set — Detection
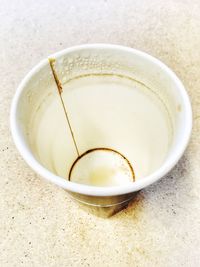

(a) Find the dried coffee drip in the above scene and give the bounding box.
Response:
[49,58,80,157]
[49,58,135,185]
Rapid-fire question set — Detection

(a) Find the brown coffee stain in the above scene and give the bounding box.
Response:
[48,58,80,157]
[68,147,135,182]
[49,58,63,94]
[116,191,144,216]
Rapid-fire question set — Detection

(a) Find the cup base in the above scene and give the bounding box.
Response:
[71,191,139,218]
[69,147,135,187]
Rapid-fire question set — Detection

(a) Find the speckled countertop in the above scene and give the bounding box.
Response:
[1,0,200,266]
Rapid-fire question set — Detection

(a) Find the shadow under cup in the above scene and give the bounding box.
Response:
[12,45,192,207]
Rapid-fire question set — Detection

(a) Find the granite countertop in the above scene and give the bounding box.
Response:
[1,0,200,266]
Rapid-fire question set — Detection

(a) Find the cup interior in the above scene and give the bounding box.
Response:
[12,45,191,189]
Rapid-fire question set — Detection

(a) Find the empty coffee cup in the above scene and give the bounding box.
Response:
[10,44,192,207]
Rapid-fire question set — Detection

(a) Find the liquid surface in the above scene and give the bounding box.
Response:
[30,74,172,185]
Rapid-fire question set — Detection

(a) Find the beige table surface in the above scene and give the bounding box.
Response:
[1,0,200,266]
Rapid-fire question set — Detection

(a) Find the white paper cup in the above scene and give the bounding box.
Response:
[10,44,192,207]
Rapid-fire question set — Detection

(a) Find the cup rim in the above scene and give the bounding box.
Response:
[10,43,192,196]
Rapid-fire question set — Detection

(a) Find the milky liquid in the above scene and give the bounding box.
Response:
[31,74,172,186]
